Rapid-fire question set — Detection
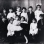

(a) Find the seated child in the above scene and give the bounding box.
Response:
[7,18,14,36]
[7,16,23,37]
[29,18,38,36]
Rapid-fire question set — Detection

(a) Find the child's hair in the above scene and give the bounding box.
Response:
[9,7,13,10]
[9,7,13,12]
[32,18,37,23]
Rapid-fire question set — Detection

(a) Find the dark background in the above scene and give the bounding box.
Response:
[0,0,44,44]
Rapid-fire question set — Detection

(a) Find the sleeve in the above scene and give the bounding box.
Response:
[30,24,32,30]
[25,13,28,23]
[7,13,10,19]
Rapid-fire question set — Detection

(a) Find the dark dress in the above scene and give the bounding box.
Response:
[1,13,8,37]
[36,14,44,42]
[26,11,35,42]
[27,12,35,34]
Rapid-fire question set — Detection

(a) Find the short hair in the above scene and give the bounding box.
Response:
[22,7,27,10]
[29,6,33,9]
[36,5,41,9]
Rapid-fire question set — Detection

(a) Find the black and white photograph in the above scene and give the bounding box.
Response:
[0,0,44,44]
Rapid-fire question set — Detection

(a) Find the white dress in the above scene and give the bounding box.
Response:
[21,13,28,24]
[29,23,38,35]
[7,12,16,19]
[35,10,43,22]
[7,20,23,36]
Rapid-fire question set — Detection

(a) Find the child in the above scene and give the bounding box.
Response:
[7,18,14,36]
[7,16,23,37]
[29,19,38,37]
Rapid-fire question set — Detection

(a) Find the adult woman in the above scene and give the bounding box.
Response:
[27,6,35,43]
[35,5,43,22]
[7,7,16,21]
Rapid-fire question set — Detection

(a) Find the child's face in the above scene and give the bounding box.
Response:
[32,20,35,23]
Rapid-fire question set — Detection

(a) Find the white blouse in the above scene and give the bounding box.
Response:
[21,13,28,24]
[7,12,16,19]
[35,10,43,22]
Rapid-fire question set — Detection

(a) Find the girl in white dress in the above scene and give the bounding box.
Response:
[29,19,38,36]
[7,16,23,37]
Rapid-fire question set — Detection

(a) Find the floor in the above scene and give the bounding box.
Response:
[0,22,44,44]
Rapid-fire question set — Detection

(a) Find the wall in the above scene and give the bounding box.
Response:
[28,0,41,11]
[41,0,44,12]
[0,0,42,12]
[0,0,29,12]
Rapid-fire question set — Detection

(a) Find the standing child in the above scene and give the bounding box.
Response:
[29,19,38,39]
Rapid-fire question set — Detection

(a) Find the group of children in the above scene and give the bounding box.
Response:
[0,4,44,44]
